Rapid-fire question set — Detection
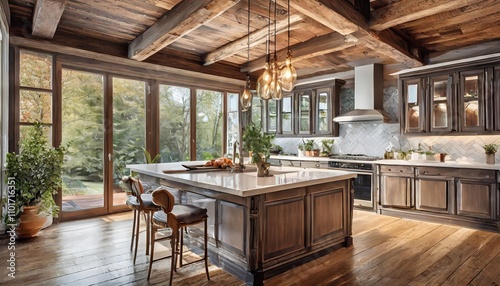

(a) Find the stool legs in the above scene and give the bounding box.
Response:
[204,218,210,280]
[130,209,137,251]
[133,210,141,264]
[147,224,156,281]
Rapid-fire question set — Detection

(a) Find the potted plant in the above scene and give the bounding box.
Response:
[320,139,334,156]
[242,123,274,177]
[303,139,314,156]
[297,143,304,157]
[4,121,66,238]
[483,144,497,165]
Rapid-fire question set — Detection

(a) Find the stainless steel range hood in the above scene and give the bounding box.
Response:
[333,64,391,123]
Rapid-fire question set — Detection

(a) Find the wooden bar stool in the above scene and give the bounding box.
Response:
[147,187,210,285]
[122,176,159,264]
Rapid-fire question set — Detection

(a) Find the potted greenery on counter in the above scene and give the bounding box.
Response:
[4,121,66,238]
[242,123,274,177]
[483,143,497,165]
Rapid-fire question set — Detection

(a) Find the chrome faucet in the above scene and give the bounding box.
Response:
[231,140,245,173]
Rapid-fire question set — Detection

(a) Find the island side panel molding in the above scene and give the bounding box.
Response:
[310,187,345,245]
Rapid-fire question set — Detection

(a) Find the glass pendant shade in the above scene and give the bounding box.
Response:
[279,55,297,92]
[240,85,252,112]
[270,62,282,100]
[257,64,272,100]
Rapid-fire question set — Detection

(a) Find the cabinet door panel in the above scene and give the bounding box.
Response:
[218,201,245,256]
[298,92,312,134]
[402,78,426,133]
[380,176,412,208]
[416,178,450,213]
[430,74,453,132]
[457,180,496,219]
[316,88,331,135]
[459,69,485,132]
[311,189,344,244]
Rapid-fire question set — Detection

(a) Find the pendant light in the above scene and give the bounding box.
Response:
[270,0,282,100]
[256,0,273,100]
[240,0,252,111]
[279,0,297,92]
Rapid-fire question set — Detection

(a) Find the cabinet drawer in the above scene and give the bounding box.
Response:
[281,160,299,167]
[417,167,455,177]
[458,169,496,182]
[380,165,413,175]
[300,161,321,168]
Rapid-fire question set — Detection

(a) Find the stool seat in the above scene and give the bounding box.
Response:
[148,187,210,285]
[126,194,156,208]
[153,205,207,225]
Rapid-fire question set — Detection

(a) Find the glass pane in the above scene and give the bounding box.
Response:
[61,69,105,212]
[407,84,419,128]
[159,85,190,162]
[20,90,52,123]
[251,95,262,126]
[282,97,292,133]
[196,89,223,160]
[19,125,51,147]
[432,80,448,128]
[19,50,52,89]
[318,92,328,132]
[268,100,277,132]
[227,93,239,159]
[464,75,479,127]
[113,77,146,206]
[300,94,310,132]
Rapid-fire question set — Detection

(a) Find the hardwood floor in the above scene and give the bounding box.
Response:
[1,210,499,285]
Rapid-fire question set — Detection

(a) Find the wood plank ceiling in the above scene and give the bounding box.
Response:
[8,0,500,83]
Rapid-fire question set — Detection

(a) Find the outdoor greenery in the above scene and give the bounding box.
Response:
[4,121,65,225]
[18,51,228,201]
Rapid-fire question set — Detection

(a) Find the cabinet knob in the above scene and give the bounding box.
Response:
[388,168,392,171]
[400,169,403,172]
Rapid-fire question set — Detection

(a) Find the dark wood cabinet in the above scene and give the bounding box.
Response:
[456,169,497,220]
[398,64,500,135]
[379,165,413,208]
[415,167,455,214]
[261,79,345,136]
[378,164,499,231]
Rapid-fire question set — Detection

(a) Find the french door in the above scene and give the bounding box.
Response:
[60,69,147,219]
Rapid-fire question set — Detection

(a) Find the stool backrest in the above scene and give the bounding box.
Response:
[122,176,146,207]
[151,188,175,213]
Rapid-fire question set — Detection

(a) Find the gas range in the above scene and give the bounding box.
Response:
[329,154,381,161]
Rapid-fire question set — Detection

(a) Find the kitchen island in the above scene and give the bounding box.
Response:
[127,162,357,285]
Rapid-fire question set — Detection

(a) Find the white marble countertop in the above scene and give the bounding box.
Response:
[375,159,500,170]
[127,161,357,197]
[271,155,500,170]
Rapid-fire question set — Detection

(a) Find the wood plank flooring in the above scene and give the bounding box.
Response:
[1,210,499,285]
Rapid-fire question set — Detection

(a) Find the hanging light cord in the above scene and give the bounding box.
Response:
[274,0,277,59]
[287,0,290,51]
[246,0,250,87]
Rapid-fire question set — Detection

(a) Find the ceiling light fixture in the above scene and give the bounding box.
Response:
[269,0,282,100]
[256,0,273,100]
[279,0,297,92]
[240,0,252,111]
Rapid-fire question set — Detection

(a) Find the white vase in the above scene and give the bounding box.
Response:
[41,214,53,229]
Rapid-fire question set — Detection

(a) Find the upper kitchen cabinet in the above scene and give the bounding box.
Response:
[399,62,498,135]
[459,69,486,132]
[262,79,345,137]
[401,77,426,133]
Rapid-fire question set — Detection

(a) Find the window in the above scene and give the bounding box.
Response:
[226,92,239,159]
[196,89,223,160]
[159,85,191,162]
[18,50,54,143]
[251,95,263,127]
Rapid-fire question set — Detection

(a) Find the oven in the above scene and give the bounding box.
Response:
[328,155,378,209]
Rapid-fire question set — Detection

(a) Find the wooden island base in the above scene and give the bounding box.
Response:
[162,179,354,285]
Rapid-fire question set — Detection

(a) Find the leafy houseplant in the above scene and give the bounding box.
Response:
[483,144,497,164]
[242,123,274,177]
[321,139,335,156]
[4,121,66,238]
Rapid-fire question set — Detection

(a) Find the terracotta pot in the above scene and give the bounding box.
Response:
[16,205,48,239]
[486,153,495,165]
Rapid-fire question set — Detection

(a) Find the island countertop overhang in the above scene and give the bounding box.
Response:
[127,162,357,197]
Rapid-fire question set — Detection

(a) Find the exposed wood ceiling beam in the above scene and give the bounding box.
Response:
[370,0,476,32]
[241,32,358,73]
[32,0,67,38]
[128,0,240,61]
[202,14,303,66]
[276,0,425,67]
